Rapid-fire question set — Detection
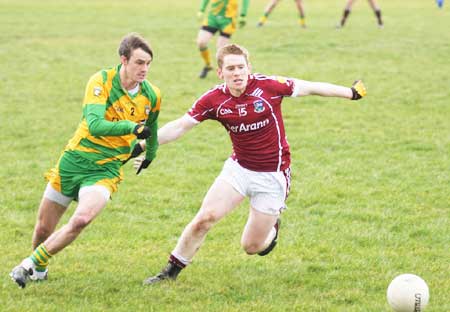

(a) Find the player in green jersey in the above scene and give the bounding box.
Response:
[257,0,306,28]
[196,0,250,78]
[9,33,161,289]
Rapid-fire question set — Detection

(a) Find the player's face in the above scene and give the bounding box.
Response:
[122,48,152,83]
[218,54,250,96]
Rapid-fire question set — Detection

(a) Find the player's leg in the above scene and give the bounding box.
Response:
[10,185,110,288]
[338,0,356,28]
[368,0,383,27]
[257,0,280,27]
[241,167,291,256]
[10,183,71,287]
[295,0,306,28]
[42,186,109,255]
[197,24,216,78]
[10,161,74,287]
[144,176,245,285]
[216,33,231,50]
[174,179,244,261]
[32,184,70,249]
[241,208,279,255]
[29,184,72,279]
[217,17,235,50]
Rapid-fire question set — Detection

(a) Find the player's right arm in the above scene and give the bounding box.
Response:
[158,114,197,145]
[132,114,197,170]
[134,114,197,152]
[135,90,212,151]
[83,73,151,138]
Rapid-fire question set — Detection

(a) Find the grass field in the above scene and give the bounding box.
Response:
[1,0,449,311]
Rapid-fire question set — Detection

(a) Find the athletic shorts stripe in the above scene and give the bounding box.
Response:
[283,167,291,201]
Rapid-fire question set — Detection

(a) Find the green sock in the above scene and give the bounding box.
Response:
[30,244,52,271]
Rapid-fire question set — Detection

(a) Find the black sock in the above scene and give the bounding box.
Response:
[341,9,350,26]
[375,9,383,25]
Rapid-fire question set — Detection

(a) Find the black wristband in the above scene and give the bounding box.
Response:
[351,87,362,100]
[133,125,150,139]
[131,143,144,158]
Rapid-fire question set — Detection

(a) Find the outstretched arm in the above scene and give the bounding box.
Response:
[132,115,197,174]
[133,114,198,153]
[158,114,198,145]
[293,79,366,100]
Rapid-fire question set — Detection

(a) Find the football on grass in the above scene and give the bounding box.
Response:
[387,274,429,312]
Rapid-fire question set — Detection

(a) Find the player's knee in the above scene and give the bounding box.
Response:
[192,213,217,234]
[68,215,92,233]
[197,38,208,49]
[241,237,263,255]
[241,241,261,255]
[34,223,53,240]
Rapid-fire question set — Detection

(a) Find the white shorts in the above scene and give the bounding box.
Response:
[43,183,110,208]
[216,158,291,216]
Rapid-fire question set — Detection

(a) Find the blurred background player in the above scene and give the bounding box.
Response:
[257,0,306,28]
[436,0,444,8]
[9,33,160,289]
[337,0,383,28]
[136,44,366,285]
[196,0,250,79]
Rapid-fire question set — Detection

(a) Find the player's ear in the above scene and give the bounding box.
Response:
[217,67,224,79]
[248,62,252,73]
[120,55,128,65]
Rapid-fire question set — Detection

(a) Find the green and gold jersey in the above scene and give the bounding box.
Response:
[200,0,249,18]
[65,64,161,167]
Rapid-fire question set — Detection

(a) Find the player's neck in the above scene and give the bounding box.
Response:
[119,67,139,90]
[122,80,139,91]
[228,86,246,97]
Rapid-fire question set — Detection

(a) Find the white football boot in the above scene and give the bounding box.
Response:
[10,258,48,288]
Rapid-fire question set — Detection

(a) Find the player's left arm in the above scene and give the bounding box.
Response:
[84,74,141,136]
[144,110,159,161]
[199,0,209,13]
[132,111,158,174]
[241,0,250,16]
[143,83,162,162]
[132,85,162,174]
[293,79,366,100]
[239,0,250,27]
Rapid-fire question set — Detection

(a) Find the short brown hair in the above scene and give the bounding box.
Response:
[216,44,249,68]
[118,33,153,60]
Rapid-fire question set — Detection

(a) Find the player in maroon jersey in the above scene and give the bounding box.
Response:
[137,44,366,285]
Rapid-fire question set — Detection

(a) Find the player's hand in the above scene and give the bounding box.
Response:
[134,156,145,170]
[239,15,246,28]
[135,156,152,175]
[122,142,144,165]
[197,11,204,21]
[133,125,151,139]
[351,80,366,100]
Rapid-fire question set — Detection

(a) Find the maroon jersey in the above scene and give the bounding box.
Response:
[187,74,298,172]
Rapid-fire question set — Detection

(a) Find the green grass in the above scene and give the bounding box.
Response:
[1,0,449,311]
